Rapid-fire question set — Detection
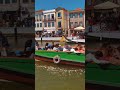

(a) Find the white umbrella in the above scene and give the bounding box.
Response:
[94,1,119,9]
[74,26,85,31]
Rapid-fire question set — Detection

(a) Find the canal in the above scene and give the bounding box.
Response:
[35,61,85,90]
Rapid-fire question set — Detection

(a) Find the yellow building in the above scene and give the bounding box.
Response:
[56,7,69,35]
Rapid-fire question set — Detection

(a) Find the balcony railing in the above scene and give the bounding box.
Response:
[43,18,56,21]
[35,19,42,21]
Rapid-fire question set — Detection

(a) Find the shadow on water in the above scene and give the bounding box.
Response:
[35,61,85,90]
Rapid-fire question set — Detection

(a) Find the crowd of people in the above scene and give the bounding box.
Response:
[35,31,85,40]
[35,42,85,54]
[35,32,62,38]
[86,43,120,65]
[86,11,120,32]
[0,31,34,58]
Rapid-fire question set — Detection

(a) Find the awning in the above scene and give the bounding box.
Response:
[94,1,119,10]
[74,26,85,31]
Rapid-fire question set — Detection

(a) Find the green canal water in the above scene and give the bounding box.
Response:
[35,61,85,90]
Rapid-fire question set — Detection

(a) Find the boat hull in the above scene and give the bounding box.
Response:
[86,63,120,89]
[0,68,34,85]
[0,57,35,85]
[86,83,120,90]
[35,55,84,67]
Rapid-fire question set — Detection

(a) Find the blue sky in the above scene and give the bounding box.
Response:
[35,0,85,11]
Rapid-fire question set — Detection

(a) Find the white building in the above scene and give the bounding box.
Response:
[35,10,43,32]
[43,9,56,33]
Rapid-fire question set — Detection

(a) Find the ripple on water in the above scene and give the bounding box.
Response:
[35,62,85,90]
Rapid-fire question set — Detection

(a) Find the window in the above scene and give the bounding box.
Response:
[51,14,54,19]
[75,22,78,26]
[0,0,3,4]
[44,23,47,27]
[75,13,78,18]
[39,14,42,21]
[79,22,82,26]
[70,22,73,27]
[40,23,42,27]
[52,22,54,27]
[12,0,17,3]
[58,12,61,17]
[48,22,51,27]
[35,15,38,20]
[23,0,29,3]
[44,15,46,20]
[72,13,75,18]
[37,23,39,27]
[69,14,73,18]
[80,13,83,17]
[58,21,61,27]
[48,14,50,19]
[5,0,10,4]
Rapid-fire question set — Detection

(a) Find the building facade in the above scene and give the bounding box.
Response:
[43,9,56,33]
[35,10,43,32]
[35,7,85,37]
[69,8,85,29]
[0,0,34,27]
[56,7,69,35]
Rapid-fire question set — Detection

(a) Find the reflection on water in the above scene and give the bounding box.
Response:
[0,81,34,90]
[35,61,85,90]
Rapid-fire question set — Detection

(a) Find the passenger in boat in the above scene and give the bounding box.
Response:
[63,45,69,52]
[70,47,76,52]
[53,45,58,51]
[0,31,9,56]
[109,46,120,65]
[77,45,85,54]
[86,51,109,64]
[45,43,49,50]
[58,45,63,51]
[24,39,32,52]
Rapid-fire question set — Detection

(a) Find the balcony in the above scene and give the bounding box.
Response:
[43,18,56,22]
[35,19,42,22]
[57,17,62,19]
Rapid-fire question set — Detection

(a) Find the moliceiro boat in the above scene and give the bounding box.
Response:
[35,50,85,67]
[0,57,35,85]
[86,63,120,89]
